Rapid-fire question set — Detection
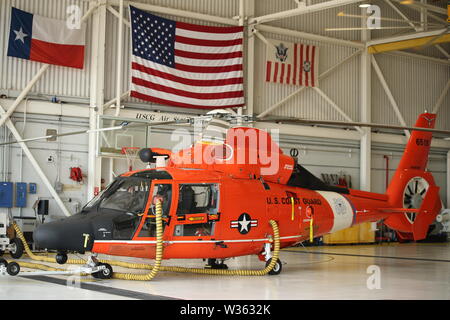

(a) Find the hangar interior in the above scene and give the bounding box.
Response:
[0,0,449,300]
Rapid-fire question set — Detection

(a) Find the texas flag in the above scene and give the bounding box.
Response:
[7,7,86,69]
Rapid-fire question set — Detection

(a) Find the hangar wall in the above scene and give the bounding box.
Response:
[1,0,448,127]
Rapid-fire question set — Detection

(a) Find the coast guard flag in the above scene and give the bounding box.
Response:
[266,39,319,87]
[129,6,244,109]
[7,7,86,69]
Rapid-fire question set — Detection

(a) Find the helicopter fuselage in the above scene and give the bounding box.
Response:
[87,167,391,260]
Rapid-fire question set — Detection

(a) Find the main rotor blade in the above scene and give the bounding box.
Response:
[256,117,450,135]
[0,119,190,146]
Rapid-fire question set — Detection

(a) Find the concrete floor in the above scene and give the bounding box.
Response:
[1,242,449,300]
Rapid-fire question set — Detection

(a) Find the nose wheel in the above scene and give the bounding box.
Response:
[55,252,68,265]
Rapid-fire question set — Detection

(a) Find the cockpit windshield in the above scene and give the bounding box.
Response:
[99,178,151,214]
[81,170,173,213]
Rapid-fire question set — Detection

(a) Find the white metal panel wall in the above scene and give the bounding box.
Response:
[372,53,450,130]
[0,0,92,98]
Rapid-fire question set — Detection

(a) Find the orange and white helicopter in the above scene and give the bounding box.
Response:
[4,112,446,277]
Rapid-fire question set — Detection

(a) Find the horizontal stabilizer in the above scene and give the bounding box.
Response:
[412,185,441,240]
[378,208,420,214]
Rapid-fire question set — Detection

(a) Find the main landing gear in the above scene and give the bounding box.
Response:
[205,258,229,270]
[261,242,282,275]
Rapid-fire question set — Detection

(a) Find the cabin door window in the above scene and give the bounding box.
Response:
[173,183,220,237]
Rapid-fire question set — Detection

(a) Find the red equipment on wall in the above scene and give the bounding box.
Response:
[70,167,83,183]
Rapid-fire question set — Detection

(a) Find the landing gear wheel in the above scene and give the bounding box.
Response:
[6,262,20,276]
[94,263,113,279]
[266,258,282,275]
[0,258,8,268]
[9,238,24,259]
[56,252,68,265]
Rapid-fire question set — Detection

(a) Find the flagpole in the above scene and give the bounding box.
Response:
[0,64,49,129]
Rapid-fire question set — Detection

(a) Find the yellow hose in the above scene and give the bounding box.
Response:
[11,199,281,279]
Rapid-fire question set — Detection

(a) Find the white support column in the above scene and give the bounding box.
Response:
[115,0,124,117]
[109,0,125,184]
[360,8,371,192]
[245,0,255,117]
[236,0,245,118]
[419,0,428,32]
[87,2,106,200]
[371,55,410,138]
[0,105,71,217]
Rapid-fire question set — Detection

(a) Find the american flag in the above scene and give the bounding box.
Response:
[129,6,245,110]
[265,39,319,87]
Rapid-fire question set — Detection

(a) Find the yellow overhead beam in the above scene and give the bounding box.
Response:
[368,33,450,54]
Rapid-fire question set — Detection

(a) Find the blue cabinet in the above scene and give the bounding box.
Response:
[0,182,13,208]
[29,183,37,194]
[16,182,27,207]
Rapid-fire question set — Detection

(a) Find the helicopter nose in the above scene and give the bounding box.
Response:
[33,214,95,252]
